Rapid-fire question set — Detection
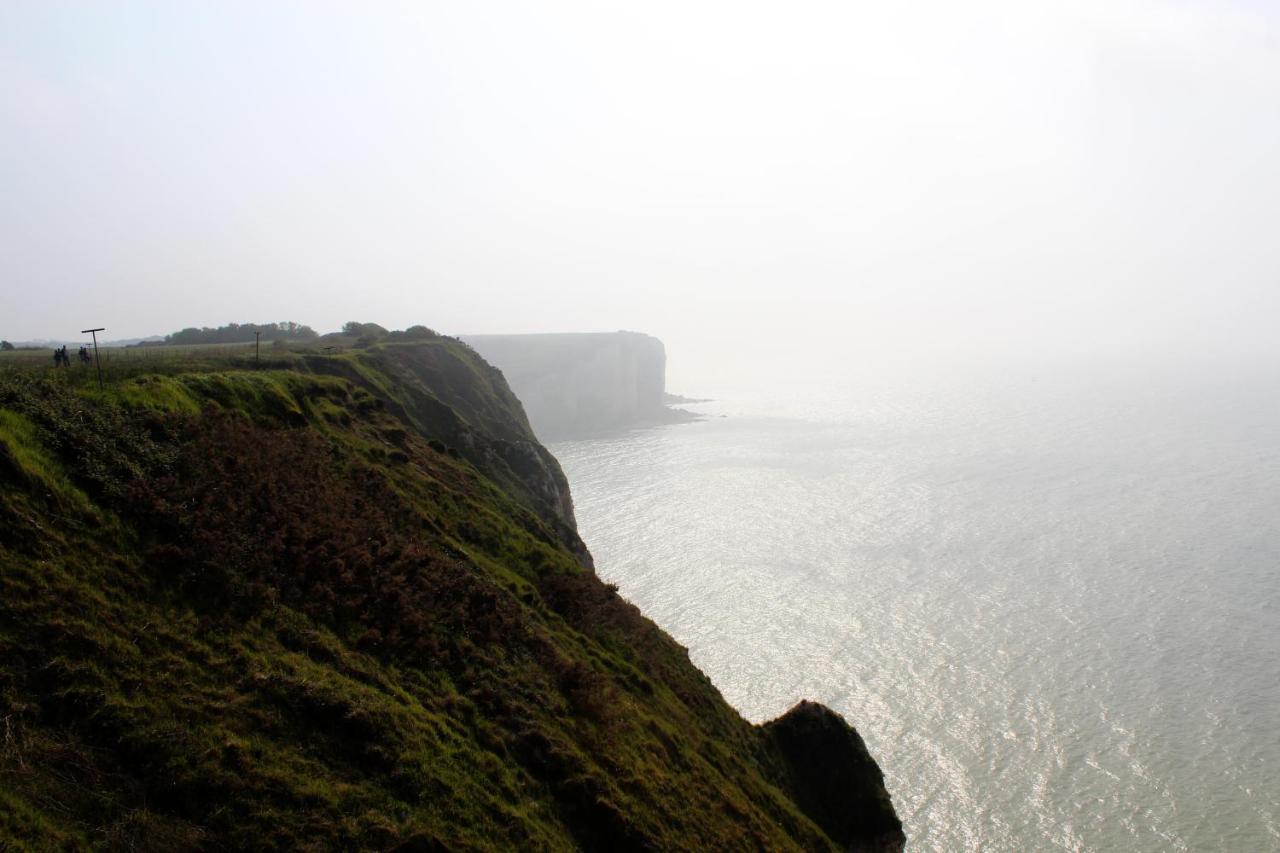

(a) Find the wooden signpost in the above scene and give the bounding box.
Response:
[81,327,104,390]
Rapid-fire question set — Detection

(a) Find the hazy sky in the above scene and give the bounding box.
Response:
[3,1,1278,382]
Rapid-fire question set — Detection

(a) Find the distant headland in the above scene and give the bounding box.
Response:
[463,331,699,440]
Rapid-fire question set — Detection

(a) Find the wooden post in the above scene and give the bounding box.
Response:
[255,331,261,367]
[81,327,105,391]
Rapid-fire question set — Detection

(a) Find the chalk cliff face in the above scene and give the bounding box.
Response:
[463,332,672,440]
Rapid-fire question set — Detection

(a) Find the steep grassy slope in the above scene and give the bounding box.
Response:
[0,338,902,851]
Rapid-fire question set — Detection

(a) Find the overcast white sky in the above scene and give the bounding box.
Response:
[3,1,1278,382]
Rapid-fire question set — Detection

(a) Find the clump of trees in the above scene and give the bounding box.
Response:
[342,321,388,338]
[163,321,318,346]
[396,325,438,340]
[1,341,13,351]
[341,322,439,345]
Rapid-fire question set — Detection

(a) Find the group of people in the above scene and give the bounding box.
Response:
[52,345,91,367]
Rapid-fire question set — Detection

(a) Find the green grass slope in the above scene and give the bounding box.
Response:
[0,338,903,851]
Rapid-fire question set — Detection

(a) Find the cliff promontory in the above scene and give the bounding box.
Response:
[462,332,686,440]
[0,333,901,850]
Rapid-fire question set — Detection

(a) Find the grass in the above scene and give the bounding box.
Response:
[0,337,900,851]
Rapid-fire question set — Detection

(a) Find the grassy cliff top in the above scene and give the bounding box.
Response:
[0,335,901,850]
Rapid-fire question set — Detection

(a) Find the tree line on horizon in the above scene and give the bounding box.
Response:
[155,321,319,346]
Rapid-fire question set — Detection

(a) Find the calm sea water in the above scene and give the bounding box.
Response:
[551,360,1280,852]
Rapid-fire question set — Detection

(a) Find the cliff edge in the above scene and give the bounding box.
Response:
[0,333,900,850]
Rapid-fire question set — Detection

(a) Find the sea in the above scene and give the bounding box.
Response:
[550,356,1279,852]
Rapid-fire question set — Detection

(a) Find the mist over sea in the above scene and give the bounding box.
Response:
[551,357,1280,852]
